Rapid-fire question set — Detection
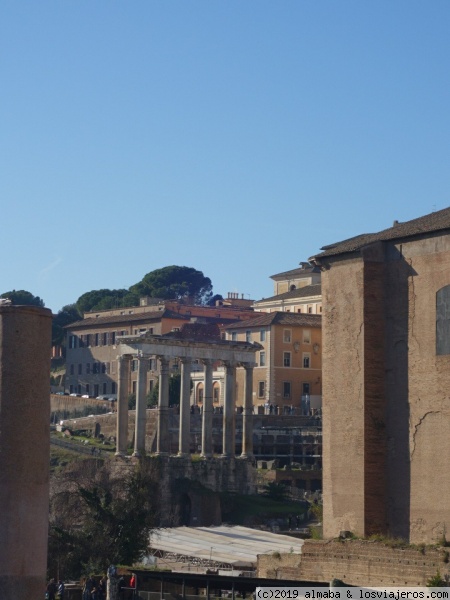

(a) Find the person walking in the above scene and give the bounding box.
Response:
[46,578,57,600]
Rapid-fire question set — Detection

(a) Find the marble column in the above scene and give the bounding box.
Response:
[116,354,132,456]
[222,362,236,458]
[201,359,214,458]
[133,355,148,457]
[178,358,192,456]
[241,363,254,458]
[0,305,52,600]
[156,356,170,455]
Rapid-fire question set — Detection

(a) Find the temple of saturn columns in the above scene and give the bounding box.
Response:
[116,334,260,459]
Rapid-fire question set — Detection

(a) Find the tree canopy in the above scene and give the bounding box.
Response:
[147,372,184,408]
[52,304,82,347]
[131,266,213,305]
[48,462,158,579]
[0,289,45,307]
[76,289,140,313]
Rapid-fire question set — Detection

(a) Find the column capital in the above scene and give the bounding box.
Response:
[157,356,170,368]
[223,360,237,370]
[117,353,133,361]
[202,358,214,367]
[180,357,193,365]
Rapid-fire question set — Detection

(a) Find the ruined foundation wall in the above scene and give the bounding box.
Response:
[257,540,450,587]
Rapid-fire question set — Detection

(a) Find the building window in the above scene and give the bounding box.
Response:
[101,362,107,374]
[69,335,76,349]
[111,382,116,394]
[303,353,311,368]
[93,362,99,374]
[94,333,99,346]
[78,364,82,375]
[77,384,81,395]
[260,330,266,342]
[111,332,116,345]
[103,382,107,395]
[149,327,154,334]
[231,332,237,341]
[86,363,91,374]
[86,384,90,395]
[283,381,291,398]
[148,358,156,371]
[303,329,311,344]
[302,382,311,395]
[259,351,266,367]
[258,381,265,398]
[86,334,91,347]
[132,381,137,394]
[103,332,108,345]
[111,361,117,375]
[70,364,74,375]
[437,285,450,354]
[69,385,74,394]
[94,384,99,397]
[131,360,138,372]
[283,329,291,343]
[149,380,155,392]
[246,330,251,343]
[213,385,220,402]
[308,306,313,314]
[283,352,291,367]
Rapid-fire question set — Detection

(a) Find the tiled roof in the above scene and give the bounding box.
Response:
[254,284,322,304]
[311,207,450,260]
[270,263,320,280]
[66,309,188,329]
[224,311,321,330]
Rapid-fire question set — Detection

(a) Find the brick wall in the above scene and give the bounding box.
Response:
[257,539,450,586]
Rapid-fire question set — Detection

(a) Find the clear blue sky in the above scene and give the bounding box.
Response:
[2,1,450,313]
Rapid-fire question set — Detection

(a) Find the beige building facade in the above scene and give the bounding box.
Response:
[224,312,322,412]
[253,261,322,314]
[311,207,450,544]
[65,301,260,398]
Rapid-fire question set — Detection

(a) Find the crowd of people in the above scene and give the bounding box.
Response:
[46,572,137,599]
[45,579,65,600]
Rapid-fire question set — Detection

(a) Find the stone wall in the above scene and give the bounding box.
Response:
[321,232,450,543]
[154,455,256,526]
[257,540,450,586]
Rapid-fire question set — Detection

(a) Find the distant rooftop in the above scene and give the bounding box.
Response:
[254,283,322,305]
[270,261,320,280]
[224,311,321,330]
